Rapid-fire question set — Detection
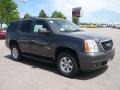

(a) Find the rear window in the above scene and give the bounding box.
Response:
[7,22,19,32]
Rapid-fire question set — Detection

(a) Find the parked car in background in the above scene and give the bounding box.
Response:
[115,24,120,29]
[101,24,107,28]
[0,28,6,39]
[96,24,102,28]
[107,24,111,28]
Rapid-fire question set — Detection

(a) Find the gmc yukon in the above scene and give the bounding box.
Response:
[6,18,115,77]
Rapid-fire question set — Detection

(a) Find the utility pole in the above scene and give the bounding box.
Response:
[20,0,27,18]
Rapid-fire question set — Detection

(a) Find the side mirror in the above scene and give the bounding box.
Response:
[38,28,50,34]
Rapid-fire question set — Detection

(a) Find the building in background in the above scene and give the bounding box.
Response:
[72,7,82,25]
[72,7,81,18]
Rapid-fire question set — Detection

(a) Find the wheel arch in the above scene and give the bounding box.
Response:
[9,40,19,49]
[55,47,80,68]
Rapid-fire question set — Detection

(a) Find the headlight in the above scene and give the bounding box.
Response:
[84,40,99,53]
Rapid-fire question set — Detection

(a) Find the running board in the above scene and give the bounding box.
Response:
[22,54,55,64]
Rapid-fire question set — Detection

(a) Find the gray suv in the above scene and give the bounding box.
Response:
[6,18,115,77]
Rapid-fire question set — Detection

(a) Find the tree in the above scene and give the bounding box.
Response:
[0,0,19,28]
[51,11,66,19]
[72,16,79,25]
[24,13,31,19]
[39,9,48,18]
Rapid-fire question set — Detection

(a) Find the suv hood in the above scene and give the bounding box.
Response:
[64,31,111,42]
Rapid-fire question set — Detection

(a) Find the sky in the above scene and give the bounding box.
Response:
[14,0,120,24]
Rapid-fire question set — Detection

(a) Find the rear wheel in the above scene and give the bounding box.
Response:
[57,52,79,77]
[11,45,22,61]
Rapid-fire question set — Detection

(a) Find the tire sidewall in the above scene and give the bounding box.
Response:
[11,45,21,61]
[57,53,79,77]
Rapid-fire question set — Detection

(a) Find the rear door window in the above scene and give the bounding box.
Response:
[20,20,32,33]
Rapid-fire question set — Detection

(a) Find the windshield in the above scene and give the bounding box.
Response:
[49,19,81,32]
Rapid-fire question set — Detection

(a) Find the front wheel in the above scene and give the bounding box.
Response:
[57,52,79,77]
[11,45,22,61]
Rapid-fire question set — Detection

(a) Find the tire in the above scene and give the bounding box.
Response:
[57,52,79,77]
[11,45,22,61]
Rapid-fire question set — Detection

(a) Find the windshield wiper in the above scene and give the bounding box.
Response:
[72,29,81,32]
[60,30,72,32]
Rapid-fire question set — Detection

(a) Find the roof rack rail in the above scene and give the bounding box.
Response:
[19,16,38,20]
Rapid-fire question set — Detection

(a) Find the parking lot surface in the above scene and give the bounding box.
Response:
[0,28,120,90]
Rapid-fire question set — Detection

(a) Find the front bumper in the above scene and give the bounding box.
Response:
[78,48,115,71]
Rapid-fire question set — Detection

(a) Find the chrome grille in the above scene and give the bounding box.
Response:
[101,40,113,51]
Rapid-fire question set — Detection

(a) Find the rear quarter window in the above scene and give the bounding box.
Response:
[7,22,19,32]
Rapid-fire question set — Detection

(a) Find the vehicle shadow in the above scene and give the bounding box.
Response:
[4,55,108,80]
[74,66,108,80]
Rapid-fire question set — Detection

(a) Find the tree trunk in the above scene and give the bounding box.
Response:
[0,22,3,28]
